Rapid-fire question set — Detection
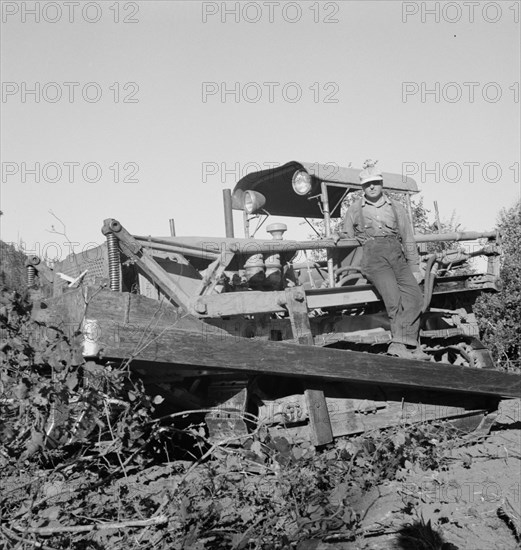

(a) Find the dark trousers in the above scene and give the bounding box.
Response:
[361,237,423,347]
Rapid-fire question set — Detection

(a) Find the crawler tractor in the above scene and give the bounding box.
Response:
[29,162,520,445]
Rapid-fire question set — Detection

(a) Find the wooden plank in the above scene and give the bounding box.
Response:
[196,290,287,317]
[30,288,229,345]
[257,395,383,436]
[269,404,491,441]
[304,390,333,446]
[34,288,519,400]
[92,321,521,399]
[285,287,313,345]
[35,287,181,328]
[255,389,494,438]
[256,381,499,438]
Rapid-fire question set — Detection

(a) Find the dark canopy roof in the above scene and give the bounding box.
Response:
[232,161,418,218]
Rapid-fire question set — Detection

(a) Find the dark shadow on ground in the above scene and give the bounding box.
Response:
[395,519,459,550]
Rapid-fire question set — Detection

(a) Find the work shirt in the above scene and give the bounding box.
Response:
[342,195,420,271]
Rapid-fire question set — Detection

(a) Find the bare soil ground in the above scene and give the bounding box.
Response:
[302,398,521,550]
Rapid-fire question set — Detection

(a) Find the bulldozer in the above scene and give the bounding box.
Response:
[28,161,520,446]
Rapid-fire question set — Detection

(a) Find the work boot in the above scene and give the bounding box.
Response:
[410,347,431,361]
[387,342,414,359]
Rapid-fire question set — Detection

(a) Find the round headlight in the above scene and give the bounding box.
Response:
[243,190,266,214]
[292,170,312,195]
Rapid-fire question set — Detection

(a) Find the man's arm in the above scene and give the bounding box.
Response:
[332,206,356,244]
[341,207,356,239]
[396,203,420,271]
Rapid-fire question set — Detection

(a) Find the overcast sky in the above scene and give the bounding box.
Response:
[1,0,519,262]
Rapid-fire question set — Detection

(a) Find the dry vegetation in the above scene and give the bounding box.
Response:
[1,290,520,550]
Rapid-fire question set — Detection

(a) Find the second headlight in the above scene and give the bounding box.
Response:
[243,190,266,214]
[292,170,312,195]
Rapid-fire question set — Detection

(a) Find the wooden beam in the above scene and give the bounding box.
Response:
[269,405,490,441]
[285,287,313,345]
[30,287,227,340]
[305,390,333,446]
[92,321,521,399]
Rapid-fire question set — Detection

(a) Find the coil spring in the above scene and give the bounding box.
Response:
[27,265,36,287]
[106,233,121,291]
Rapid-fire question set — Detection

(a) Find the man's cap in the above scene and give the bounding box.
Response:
[359,159,383,185]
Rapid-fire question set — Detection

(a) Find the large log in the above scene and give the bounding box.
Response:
[92,320,521,399]
[32,288,520,399]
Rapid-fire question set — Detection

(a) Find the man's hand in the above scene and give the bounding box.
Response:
[332,233,341,245]
[413,266,425,284]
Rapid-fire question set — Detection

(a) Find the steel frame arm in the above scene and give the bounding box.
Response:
[101,218,192,312]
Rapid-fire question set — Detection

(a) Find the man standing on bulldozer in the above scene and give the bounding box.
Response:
[337,160,430,360]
